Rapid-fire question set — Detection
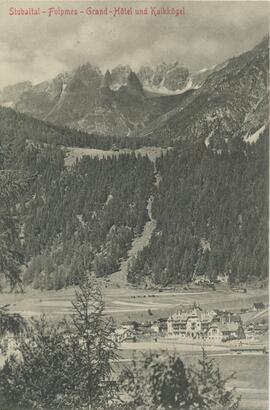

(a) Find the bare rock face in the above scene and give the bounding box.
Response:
[6,59,193,136]
[137,61,190,93]
[111,65,132,88]
[163,66,189,91]
[101,70,113,88]
[15,73,70,118]
[126,72,144,97]
[9,37,267,141]
[12,63,157,136]
[152,62,171,86]
[72,63,102,87]
[137,66,154,85]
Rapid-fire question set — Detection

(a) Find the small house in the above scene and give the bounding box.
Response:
[115,328,136,343]
[207,323,245,342]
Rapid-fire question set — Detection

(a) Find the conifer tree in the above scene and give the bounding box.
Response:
[119,353,191,410]
[189,348,240,410]
[0,171,25,290]
[0,274,118,410]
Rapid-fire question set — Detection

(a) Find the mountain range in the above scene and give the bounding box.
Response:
[1,38,268,145]
[0,60,221,137]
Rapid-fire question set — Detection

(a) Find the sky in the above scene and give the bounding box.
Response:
[0,1,268,88]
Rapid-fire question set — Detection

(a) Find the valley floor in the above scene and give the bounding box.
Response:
[3,284,267,323]
[1,284,268,409]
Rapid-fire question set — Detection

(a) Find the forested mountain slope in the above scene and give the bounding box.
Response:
[23,154,154,289]
[0,106,156,150]
[126,38,269,286]
[128,129,268,285]
[0,109,154,289]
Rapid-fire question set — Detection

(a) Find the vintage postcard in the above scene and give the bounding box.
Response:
[0,1,268,409]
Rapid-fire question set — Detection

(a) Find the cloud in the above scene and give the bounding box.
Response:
[0,41,67,87]
[0,1,268,88]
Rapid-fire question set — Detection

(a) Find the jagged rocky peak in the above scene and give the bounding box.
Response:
[111,65,132,87]
[101,70,113,88]
[8,37,268,139]
[46,72,70,99]
[137,61,190,93]
[152,62,174,86]
[53,72,70,84]
[153,61,189,90]
[73,63,102,85]
[137,65,154,84]
[163,65,190,91]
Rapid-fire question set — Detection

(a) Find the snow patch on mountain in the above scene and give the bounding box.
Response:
[243,125,265,144]
[110,83,124,91]
[143,78,196,95]
[204,131,214,147]
[0,101,14,108]
[198,68,208,73]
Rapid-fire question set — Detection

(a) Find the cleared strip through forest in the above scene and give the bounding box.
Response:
[109,195,157,286]
[109,161,162,286]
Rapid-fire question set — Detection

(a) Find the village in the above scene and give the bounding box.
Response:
[0,295,268,359]
[113,301,268,351]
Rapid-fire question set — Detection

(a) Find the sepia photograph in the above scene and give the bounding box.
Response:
[0,1,269,409]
